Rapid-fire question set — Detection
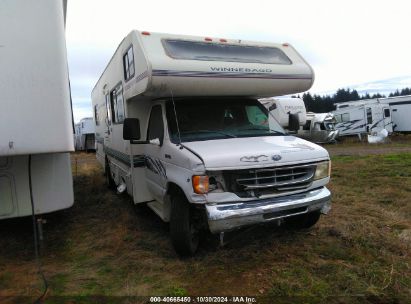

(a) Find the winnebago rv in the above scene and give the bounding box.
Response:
[379,95,411,133]
[260,98,339,143]
[93,30,332,255]
[333,100,392,138]
[75,117,96,151]
[0,0,74,219]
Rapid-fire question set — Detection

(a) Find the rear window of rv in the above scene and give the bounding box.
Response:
[162,40,292,64]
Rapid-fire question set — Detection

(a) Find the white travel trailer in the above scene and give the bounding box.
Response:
[333,100,393,138]
[0,0,74,220]
[259,98,307,130]
[92,30,332,255]
[260,98,339,143]
[75,117,96,151]
[379,95,411,133]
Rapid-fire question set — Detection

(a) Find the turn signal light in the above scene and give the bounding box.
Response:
[192,175,209,194]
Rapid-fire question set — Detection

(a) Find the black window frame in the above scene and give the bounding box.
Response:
[123,45,135,82]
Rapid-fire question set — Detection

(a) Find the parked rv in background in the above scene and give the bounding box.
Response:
[379,95,411,133]
[299,112,339,143]
[75,117,96,151]
[260,98,339,143]
[0,0,74,219]
[333,99,393,139]
[93,30,332,256]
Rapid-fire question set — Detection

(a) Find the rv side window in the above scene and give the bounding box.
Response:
[384,108,390,118]
[366,108,372,124]
[303,120,311,130]
[147,105,164,144]
[105,94,111,125]
[123,46,135,81]
[94,105,100,126]
[342,113,350,122]
[110,84,125,124]
[162,39,292,64]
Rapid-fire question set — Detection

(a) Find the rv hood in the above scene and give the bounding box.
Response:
[183,136,329,170]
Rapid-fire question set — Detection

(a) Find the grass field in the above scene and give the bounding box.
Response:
[0,140,410,303]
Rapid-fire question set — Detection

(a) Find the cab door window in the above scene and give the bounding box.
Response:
[147,105,164,145]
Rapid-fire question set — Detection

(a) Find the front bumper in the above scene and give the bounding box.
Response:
[205,187,331,233]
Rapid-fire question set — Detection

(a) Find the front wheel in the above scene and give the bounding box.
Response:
[170,194,199,256]
[105,159,115,190]
[285,211,321,229]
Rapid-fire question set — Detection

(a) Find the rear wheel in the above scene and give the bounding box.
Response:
[285,211,321,229]
[170,194,199,256]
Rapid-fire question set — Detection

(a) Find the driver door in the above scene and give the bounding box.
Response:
[144,104,167,201]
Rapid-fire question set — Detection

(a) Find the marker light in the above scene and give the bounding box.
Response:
[204,37,213,42]
[282,43,289,47]
[220,38,227,43]
[192,175,209,194]
[142,31,151,35]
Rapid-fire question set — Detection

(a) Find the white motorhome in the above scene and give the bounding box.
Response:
[92,30,332,255]
[379,95,411,133]
[75,117,96,151]
[0,0,74,219]
[260,98,339,143]
[333,100,393,139]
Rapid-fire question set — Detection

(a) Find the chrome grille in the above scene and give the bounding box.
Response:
[223,164,316,198]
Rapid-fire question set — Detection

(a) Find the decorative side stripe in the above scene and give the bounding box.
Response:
[152,69,312,80]
[104,146,145,168]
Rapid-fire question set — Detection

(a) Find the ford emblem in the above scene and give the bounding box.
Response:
[272,155,282,161]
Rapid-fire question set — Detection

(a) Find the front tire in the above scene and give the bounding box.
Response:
[105,159,115,190]
[170,194,199,256]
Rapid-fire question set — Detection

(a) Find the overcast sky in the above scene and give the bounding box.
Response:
[66,0,411,122]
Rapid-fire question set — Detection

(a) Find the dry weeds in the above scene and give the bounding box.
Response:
[0,146,410,303]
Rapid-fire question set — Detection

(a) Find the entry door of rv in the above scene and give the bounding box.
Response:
[382,107,393,132]
[144,105,167,202]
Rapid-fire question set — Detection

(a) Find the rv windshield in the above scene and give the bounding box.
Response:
[166,98,285,143]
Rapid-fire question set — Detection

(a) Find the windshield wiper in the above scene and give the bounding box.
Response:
[180,129,237,138]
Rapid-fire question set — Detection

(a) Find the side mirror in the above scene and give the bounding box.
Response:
[268,103,277,112]
[123,118,141,140]
[288,113,300,132]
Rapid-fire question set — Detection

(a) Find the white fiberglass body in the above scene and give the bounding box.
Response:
[0,0,73,219]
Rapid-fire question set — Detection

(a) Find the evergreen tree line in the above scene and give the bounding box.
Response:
[296,87,411,113]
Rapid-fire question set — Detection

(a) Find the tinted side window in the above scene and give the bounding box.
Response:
[384,108,390,118]
[110,84,125,124]
[366,108,372,124]
[147,105,164,145]
[123,46,135,81]
[94,105,100,126]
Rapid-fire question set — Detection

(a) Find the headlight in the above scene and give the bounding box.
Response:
[314,161,331,180]
[192,175,209,194]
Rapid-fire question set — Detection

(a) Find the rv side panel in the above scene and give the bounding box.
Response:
[0,0,73,156]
